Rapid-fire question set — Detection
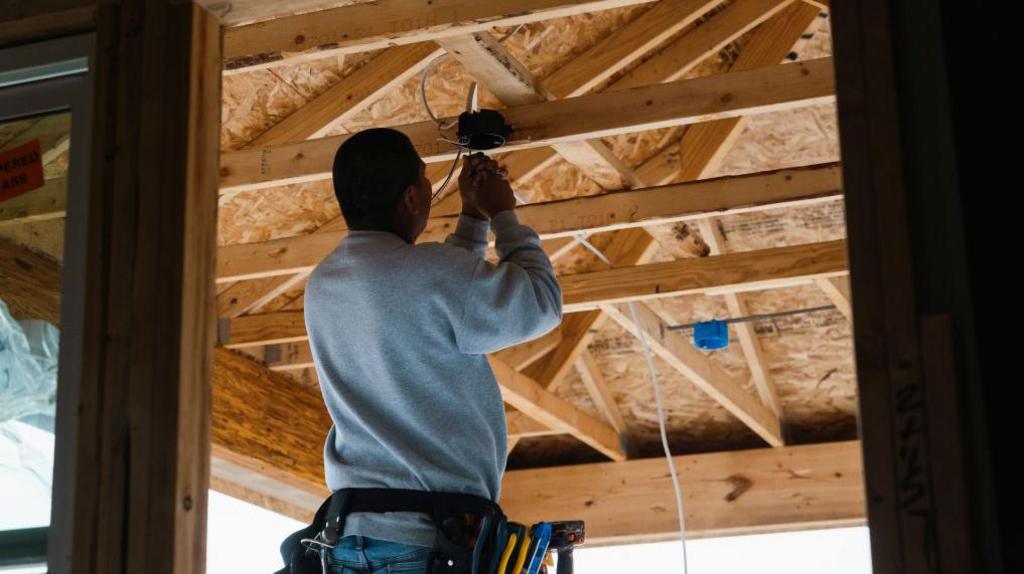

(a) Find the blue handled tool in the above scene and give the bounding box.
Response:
[525,523,552,574]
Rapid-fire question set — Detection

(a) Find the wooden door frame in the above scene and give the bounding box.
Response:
[0,0,1003,572]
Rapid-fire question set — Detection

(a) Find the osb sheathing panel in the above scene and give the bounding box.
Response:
[221,51,381,151]
[217,7,853,463]
[219,180,339,246]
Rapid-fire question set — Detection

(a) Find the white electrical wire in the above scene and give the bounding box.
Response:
[431,145,465,203]
[574,232,691,574]
[420,54,459,131]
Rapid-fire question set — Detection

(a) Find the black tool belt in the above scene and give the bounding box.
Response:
[277,488,505,574]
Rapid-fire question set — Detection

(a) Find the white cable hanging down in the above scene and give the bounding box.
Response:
[422,53,470,202]
[575,232,691,574]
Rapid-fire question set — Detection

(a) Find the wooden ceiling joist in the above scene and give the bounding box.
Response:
[222,0,661,72]
[217,273,307,318]
[218,58,835,193]
[561,239,847,313]
[422,163,841,242]
[506,410,563,442]
[217,162,842,282]
[502,440,865,544]
[219,239,848,348]
[264,341,316,372]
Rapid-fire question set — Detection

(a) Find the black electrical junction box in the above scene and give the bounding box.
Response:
[457,109,513,150]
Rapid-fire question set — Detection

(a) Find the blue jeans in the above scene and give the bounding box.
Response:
[327,535,433,573]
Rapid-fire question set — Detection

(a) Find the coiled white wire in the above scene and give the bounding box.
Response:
[420,53,459,131]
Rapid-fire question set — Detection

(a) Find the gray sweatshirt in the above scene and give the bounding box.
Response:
[304,211,562,547]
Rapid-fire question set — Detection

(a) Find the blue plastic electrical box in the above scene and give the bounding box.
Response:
[693,320,729,350]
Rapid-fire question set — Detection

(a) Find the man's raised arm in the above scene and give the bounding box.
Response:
[449,155,562,355]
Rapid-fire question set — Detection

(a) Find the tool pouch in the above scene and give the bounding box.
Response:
[277,489,503,574]
[429,503,500,573]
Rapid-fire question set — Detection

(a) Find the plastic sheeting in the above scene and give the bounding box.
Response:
[0,299,59,423]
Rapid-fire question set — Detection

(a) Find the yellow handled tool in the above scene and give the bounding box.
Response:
[511,532,532,574]
[497,532,518,574]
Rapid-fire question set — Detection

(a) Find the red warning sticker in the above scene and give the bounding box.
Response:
[0,139,45,203]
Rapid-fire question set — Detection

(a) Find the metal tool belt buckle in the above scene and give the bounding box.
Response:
[321,490,351,546]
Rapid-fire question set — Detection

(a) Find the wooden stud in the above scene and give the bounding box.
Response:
[576,349,627,434]
[489,356,626,461]
[815,276,853,322]
[491,328,564,370]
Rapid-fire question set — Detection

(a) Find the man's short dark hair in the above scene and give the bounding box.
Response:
[332,128,421,230]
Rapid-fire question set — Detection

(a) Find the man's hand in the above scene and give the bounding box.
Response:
[459,153,515,220]
[457,154,488,220]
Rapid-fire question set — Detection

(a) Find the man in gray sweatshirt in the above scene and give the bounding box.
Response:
[303,128,562,573]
